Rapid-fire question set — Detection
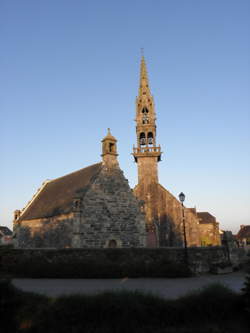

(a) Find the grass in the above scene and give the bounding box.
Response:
[1,279,249,333]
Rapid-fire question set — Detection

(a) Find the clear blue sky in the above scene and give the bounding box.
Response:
[1,0,249,233]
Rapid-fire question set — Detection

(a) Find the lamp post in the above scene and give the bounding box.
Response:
[179,192,188,265]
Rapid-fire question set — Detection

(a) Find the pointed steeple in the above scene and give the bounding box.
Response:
[133,55,162,179]
[139,55,152,97]
[136,55,156,122]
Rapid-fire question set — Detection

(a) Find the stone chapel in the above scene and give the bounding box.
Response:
[13,55,221,248]
[13,130,146,248]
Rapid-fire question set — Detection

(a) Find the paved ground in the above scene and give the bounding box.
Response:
[12,271,246,299]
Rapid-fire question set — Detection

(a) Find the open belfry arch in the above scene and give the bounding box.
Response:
[133,56,202,247]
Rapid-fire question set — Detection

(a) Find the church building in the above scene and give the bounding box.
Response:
[13,55,221,248]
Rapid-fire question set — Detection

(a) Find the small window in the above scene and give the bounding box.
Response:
[109,143,115,153]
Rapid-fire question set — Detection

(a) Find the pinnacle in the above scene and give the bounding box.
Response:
[139,55,151,96]
[102,128,117,142]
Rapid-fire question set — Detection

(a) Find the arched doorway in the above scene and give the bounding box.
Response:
[108,239,117,248]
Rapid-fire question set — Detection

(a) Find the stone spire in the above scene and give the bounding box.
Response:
[138,55,152,97]
[101,128,119,168]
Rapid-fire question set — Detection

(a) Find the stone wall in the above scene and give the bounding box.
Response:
[134,183,201,247]
[75,166,146,248]
[199,222,221,246]
[1,247,243,278]
[14,213,74,248]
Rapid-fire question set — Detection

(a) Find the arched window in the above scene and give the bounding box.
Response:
[148,132,153,145]
[139,132,146,146]
[142,107,149,114]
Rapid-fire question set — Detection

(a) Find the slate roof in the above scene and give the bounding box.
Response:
[197,212,216,224]
[19,162,102,221]
[237,225,250,239]
[0,226,12,236]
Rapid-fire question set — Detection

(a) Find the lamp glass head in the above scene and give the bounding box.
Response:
[179,192,185,203]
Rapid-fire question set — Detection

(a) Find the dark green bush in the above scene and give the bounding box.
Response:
[0,278,49,333]
[1,251,192,278]
[242,274,250,313]
[0,279,21,333]
[1,280,249,333]
[179,283,243,322]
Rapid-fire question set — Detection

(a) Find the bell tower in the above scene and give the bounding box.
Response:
[133,56,162,186]
[132,56,203,248]
[132,56,163,247]
[102,128,119,168]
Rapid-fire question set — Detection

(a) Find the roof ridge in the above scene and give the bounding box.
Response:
[49,162,102,183]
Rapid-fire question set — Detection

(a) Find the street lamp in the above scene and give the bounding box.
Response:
[179,192,188,265]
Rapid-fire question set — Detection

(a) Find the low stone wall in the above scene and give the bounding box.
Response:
[0,247,245,278]
[230,247,247,267]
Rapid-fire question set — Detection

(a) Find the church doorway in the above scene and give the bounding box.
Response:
[108,239,117,248]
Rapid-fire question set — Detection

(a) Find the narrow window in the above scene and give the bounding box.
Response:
[109,143,114,153]
[139,132,146,146]
[148,132,153,145]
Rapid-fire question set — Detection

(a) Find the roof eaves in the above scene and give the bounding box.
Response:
[18,179,51,221]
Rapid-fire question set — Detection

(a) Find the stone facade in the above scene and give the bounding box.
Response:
[236,225,250,250]
[14,214,73,248]
[134,184,201,247]
[197,212,221,246]
[72,166,146,248]
[13,130,146,248]
[0,226,13,245]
